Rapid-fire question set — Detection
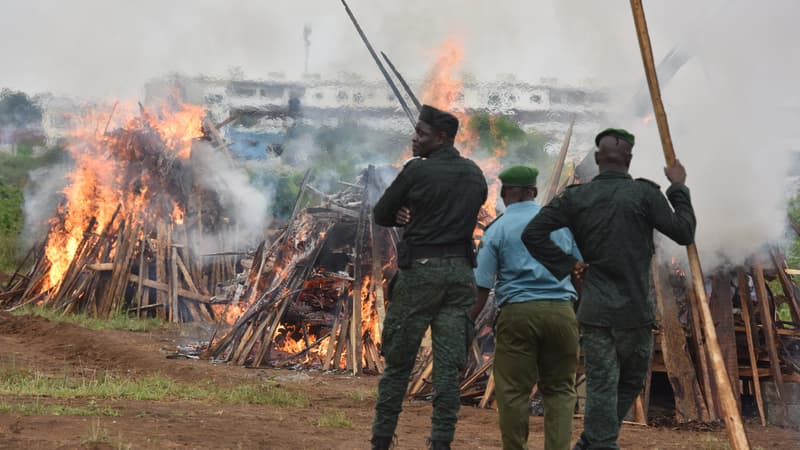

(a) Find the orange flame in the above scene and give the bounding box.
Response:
[41,100,205,292]
[420,37,504,231]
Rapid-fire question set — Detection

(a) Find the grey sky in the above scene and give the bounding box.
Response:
[0,0,724,98]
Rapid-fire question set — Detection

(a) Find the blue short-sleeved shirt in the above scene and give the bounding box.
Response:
[474,201,581,306]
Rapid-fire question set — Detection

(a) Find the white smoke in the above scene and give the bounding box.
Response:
[188,141,272,255]
[555,0,800,269]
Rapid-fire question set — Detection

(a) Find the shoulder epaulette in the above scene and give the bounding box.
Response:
[635,177,661,190]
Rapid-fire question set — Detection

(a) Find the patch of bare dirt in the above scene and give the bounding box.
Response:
[0,312,798,449]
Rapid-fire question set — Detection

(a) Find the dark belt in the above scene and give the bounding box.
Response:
[409,243,471,259]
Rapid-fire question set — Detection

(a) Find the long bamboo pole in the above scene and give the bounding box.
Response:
[541,117,575,205]
[629,1,749,448]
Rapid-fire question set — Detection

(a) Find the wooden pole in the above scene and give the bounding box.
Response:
[629,1,750,448]
[541,117,575,205]
[752,259,787,425]
[736,269,766,426]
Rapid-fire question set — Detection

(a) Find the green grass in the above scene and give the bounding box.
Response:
[215,383,309,407]
[0,233,21,272]
[316,410,353,429]
[348,388,376,401]
[11,305,169,332]
[0,363,308,407]
[0,401,119,417]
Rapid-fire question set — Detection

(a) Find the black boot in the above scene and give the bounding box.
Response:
[427,439,451,450]
[371,435,393,450]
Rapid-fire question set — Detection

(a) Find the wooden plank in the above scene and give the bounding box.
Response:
[480,371,496,409]
[252,311,276,367]
[770,249,800,323]
[155,221,168,320]
[752,259,787,425]
[409,357,433,397]
[370,222,386,336]
[460,357,494,390]
[135,239,146,318]
[350,193,369,375]
[170,245,180,322]
[175,250,200,293]
[323,299,344,371]
[709,273,741,411]
[652,262,709,422]
[86,263,114,271]
[333,314,350,371]
[737,269,766,426]
[128,274,211,304]
[231,321,255,363]
[685,276,718,420]
[236,316,271,366]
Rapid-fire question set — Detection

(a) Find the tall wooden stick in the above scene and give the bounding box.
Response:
[736,269,766,426]
[629,1,750,448]
[340,0,416,127]
[541,117,575,205]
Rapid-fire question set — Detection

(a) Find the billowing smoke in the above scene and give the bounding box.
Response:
[187,140,271,255]
[551,0,800,268]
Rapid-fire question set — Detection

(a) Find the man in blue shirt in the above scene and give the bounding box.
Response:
[472,165,581,450]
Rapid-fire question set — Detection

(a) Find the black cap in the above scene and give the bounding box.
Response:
[419,104,459,138]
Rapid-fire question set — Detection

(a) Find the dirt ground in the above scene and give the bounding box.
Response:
[0,312,797,449]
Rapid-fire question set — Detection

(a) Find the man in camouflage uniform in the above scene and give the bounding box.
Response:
[522,129,696,450]
[370,105,488,450]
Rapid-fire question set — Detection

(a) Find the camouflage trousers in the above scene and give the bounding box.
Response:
[372,256,476,443]
[578,325,653,450]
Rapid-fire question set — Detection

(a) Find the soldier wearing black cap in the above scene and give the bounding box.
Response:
[521,128,696,450]
[371,105,488,450]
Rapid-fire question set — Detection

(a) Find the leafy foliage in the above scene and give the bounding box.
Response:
[468,113,554,174]
[787,194,800,270]
[0,89,42,128]
[0,148,64,271]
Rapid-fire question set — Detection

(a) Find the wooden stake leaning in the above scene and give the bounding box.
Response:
[629,1,750,448]
[736,269,766,426]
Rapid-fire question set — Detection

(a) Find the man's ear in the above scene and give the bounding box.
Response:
[531,187,538,199]
[438,130,449,146]
[594,150,601,165]
[625,152,633,168]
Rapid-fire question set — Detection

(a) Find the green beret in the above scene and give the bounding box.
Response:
[498,165,539,187]
[419,104,459,137]
[595,128,635,146]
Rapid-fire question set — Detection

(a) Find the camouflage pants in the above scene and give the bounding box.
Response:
[579,325,653,450]
[372,257,476,443]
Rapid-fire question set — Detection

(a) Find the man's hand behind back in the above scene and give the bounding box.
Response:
[664,159,687,185]
[395,206,411,226]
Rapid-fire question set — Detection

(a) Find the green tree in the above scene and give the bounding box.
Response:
[468,113,553,176]
[0,89,42,128]
[787,194,800,269]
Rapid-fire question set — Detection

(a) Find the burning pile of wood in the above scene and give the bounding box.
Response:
[1,102,241,322]
[204,166,397,373]
[647,250,800,427]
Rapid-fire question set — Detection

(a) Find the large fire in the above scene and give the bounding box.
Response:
[421,38,504,228]
[41,100,205,292]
